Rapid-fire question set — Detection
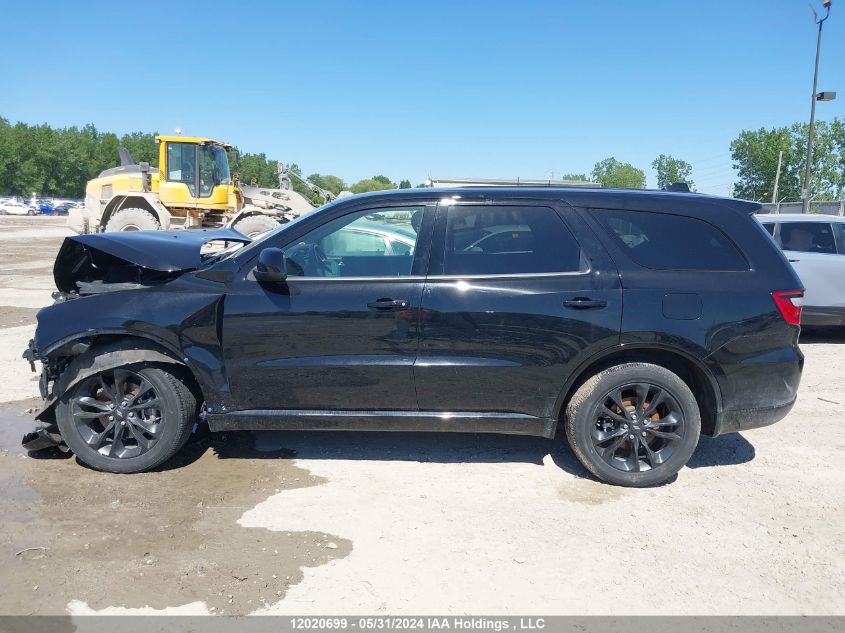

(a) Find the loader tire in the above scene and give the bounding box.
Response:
[233,214,281,238]
[105,207,161,232]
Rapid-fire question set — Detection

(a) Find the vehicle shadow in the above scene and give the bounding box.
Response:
[687,433,755,469]
[201,427,756,480]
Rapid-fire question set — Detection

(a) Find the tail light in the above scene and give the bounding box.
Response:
[772,290,804,325]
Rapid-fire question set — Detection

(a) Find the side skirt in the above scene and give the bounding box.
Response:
[207,409,557,438]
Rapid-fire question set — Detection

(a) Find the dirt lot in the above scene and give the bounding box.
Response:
[0,215,842,615]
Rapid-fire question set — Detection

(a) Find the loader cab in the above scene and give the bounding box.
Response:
[155,135,235,213]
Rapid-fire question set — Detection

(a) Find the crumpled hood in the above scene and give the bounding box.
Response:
[54,228,251,293]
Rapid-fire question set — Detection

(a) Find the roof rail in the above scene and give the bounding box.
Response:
[425,177,601,188]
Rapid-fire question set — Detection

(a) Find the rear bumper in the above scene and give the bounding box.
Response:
[715,398,796,436]
[707,334,803,438]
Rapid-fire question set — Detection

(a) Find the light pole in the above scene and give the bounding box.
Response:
[801,0,836,214]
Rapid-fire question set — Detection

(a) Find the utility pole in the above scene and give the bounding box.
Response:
[801,0,834,214]
[772,150,783,205]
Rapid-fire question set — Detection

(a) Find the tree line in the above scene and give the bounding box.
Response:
[0,117,415,203]
[730,119,845,202]
[1,115,843,202]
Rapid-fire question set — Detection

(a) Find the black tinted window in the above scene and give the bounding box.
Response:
[435,205,582,275]
[762,223,776,236]
[594,209,747,271]
[778,222,836,254]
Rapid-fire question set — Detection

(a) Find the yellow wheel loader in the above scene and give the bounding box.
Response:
[70,135,337,236]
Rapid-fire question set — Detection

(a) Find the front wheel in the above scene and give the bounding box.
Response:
[55,364,196,473]
[565,363,701,487]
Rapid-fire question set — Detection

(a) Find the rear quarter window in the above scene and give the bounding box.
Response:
[592,209,748,271]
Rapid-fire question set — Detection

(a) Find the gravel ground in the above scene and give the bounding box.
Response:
[0,215,842,615]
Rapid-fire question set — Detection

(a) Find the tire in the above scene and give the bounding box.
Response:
[55,364,196,473]
[233,214,281,238]
[104,207,160,232]
[565,362,701,487]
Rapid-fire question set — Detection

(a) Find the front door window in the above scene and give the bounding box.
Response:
[282,207,423,277]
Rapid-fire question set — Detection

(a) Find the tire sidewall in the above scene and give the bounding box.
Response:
[56,365,189,473]
[568,364,701,487]
[104,207,160,232]
[233,214,281,237]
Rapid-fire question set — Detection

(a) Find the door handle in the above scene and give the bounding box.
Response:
[788,259,800,263]
[563,297,607,310]
[367,298,409,311]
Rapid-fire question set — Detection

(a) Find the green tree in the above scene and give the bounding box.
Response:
[307,173,348,195]
[119,131,158,166]
[372,175,394,186]
[591,157,646,189]
[350,176,396,194]
[560,173,588,182]
[730,127,798,201]
[652,154,694,190]
[832,118,845,198]
[398,179,412,189]
[727,123,837,202]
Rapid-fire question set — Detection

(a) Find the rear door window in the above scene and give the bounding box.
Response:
[761,222,776,236]
[778,222,836,254]
[433,205,583,275]
[592,209,748,271]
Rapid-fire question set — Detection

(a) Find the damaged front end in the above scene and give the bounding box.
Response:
[21,338,71,452]
[21,228,250,454]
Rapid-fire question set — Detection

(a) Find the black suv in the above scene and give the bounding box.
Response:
[23,188,804,486]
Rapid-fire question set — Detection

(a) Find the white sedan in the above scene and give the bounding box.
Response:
[756,213,845,326]
[0,199,36,216]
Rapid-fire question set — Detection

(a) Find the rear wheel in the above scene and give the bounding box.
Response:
[233,214,281,237]
[56,364,196,473]
[565,363,701,487]
[104,207,160,232]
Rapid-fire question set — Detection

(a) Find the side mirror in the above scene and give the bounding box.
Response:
[254,248,288,282]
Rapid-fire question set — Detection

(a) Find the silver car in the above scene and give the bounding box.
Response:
[756,213,845,326]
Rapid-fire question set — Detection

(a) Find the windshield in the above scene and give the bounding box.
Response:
[202,144,231,186]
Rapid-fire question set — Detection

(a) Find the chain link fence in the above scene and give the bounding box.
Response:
[758,200,845,215]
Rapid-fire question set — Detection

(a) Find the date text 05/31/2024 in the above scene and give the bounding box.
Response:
[289,617,546,631]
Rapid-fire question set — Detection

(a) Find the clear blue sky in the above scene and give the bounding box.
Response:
[2,0,843,195]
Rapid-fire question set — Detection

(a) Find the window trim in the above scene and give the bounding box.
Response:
[428,203,588,278]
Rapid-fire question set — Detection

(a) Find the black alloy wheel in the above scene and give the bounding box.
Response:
[591,382,685,473]
[565,362,701,487]
[71,368,164,459]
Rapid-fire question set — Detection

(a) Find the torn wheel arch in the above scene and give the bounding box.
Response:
[35,337,198,425]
